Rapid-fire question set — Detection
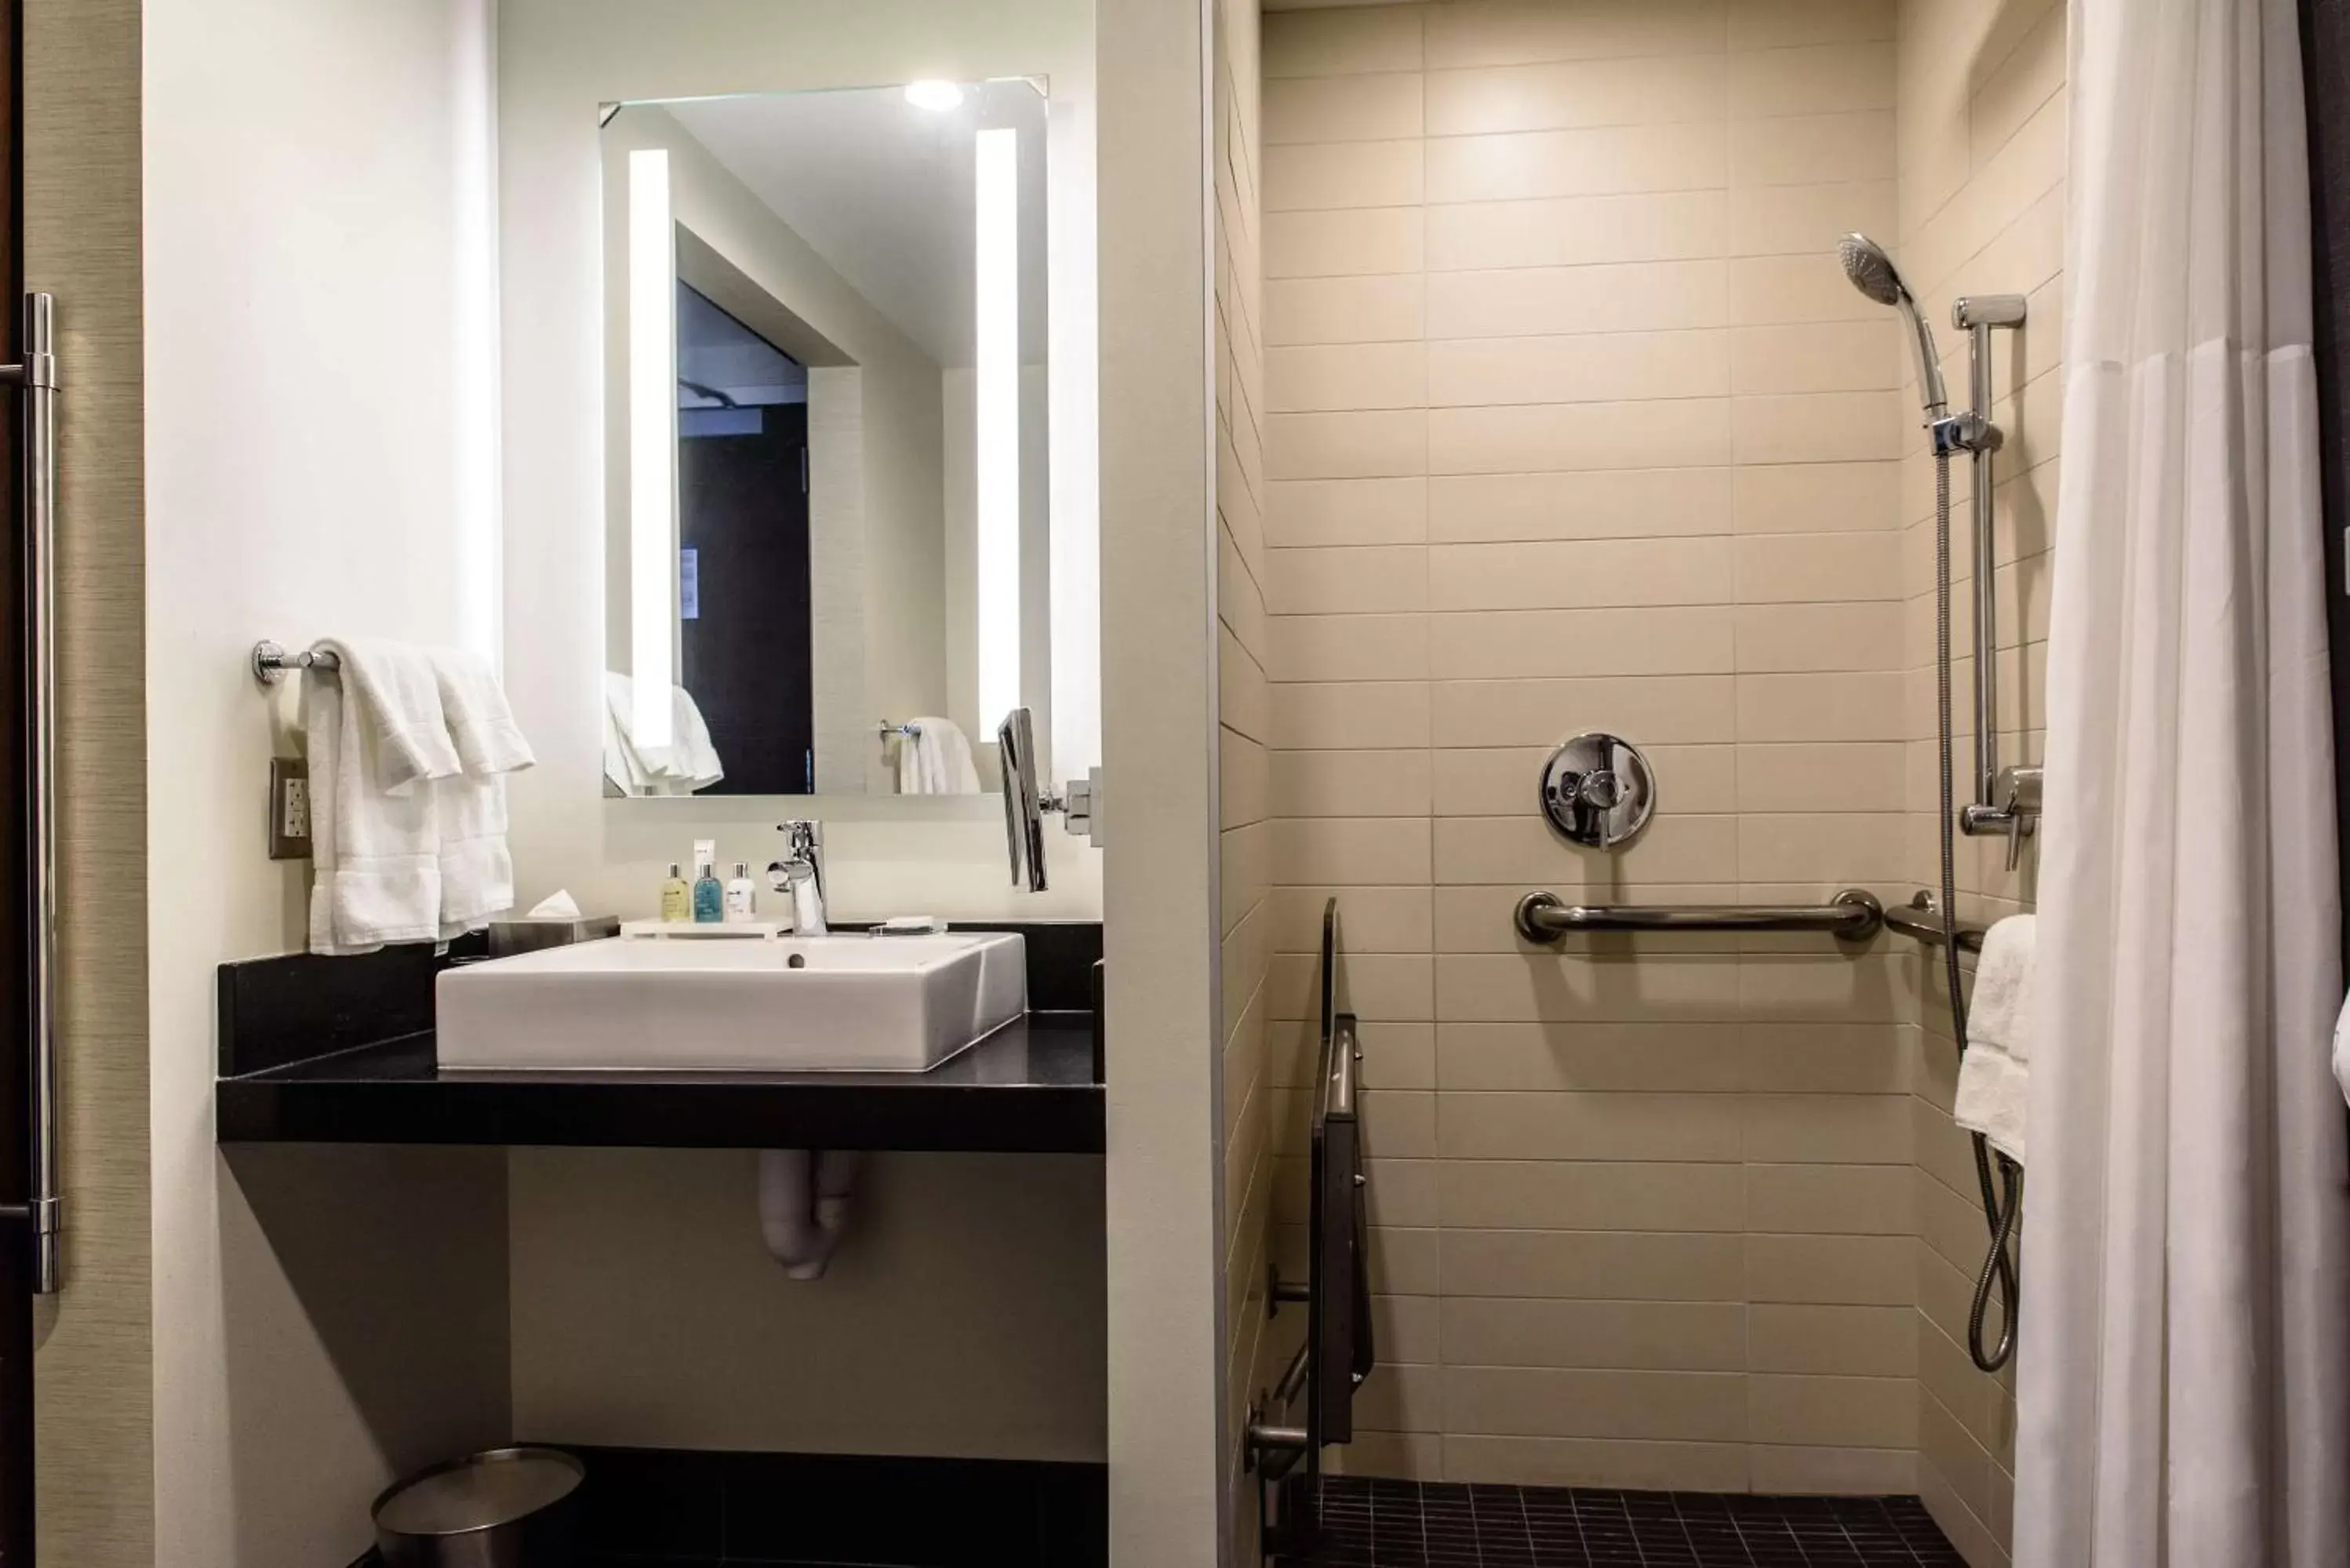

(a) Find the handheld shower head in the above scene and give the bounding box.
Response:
[1835,233,1904,307]
[1838,232,1947,417]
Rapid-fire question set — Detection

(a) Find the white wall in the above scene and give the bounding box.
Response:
[497,0,1108,1464]
[142,2,513,1564]
[1096,0,1227,1557]
[498,0,1100,928]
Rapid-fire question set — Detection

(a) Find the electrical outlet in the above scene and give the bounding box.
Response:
[269,758,311,860]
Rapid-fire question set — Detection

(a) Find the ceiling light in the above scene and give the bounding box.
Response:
[904,80,964,111]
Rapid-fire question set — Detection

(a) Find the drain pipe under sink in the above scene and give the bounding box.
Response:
[758,1149,862,1280]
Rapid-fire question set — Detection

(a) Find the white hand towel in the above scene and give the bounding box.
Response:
[1964,914,2036,1062]
[303,654,442,955]
[315,638,460,793]
[435,771,515,940]
[434,649,535,777]
[1952,914,2037,1163]
[2333,990,2350,1108]
[427,649,533,940]
[897,716,980,795]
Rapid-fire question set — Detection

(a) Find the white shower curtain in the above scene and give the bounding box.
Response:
[2018,0,2350,1563]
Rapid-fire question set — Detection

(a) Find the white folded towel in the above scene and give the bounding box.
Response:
[430,649,533,939]
[895,715,980,795]
[316,638,460,793]
[435,649,535,777]
[304,643,450,955]
[304,642,533,955]
[1953,914,2036,1162]
[2333,990,2350,1108]
[602,672,724,795]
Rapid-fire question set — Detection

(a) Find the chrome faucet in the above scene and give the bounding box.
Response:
[769,820,828,933]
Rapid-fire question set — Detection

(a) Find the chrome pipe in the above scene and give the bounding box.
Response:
[1513,889,1883,944]
[1273,1341,1311,1407]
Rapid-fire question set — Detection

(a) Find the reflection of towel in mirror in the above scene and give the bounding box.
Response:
[602,671,724,795]
[895,716,980,795]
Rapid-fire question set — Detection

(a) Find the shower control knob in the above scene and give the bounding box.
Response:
[1576,770,1626,811]
[1539,733,1656,851]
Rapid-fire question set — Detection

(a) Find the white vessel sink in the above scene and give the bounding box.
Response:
[435,933,1028,1073]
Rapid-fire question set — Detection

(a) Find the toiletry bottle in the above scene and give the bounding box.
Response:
[725,861,756,922]
[660,863,692,923]
[692,842,724,923]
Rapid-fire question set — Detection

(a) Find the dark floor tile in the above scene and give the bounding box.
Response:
[1277,1480,1967,1568]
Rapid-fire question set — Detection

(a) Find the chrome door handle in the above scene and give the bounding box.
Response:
[0,295,62,1293]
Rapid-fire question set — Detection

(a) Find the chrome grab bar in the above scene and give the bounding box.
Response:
[0,295,60,1293]
[1514,887,1884,944]
[1881,891,1988,953]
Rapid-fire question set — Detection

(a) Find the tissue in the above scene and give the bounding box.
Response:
[527,890,584,920]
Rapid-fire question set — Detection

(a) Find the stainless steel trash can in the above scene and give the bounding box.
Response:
[373,1446,585,1567]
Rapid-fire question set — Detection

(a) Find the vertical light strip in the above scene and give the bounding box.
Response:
[975,126,1020,734]
[449,0,501,671]
[628,147,678,749]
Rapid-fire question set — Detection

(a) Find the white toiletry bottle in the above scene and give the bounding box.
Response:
[725,861,755,922]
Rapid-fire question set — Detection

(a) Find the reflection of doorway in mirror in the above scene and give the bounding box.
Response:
[676,282,815,795]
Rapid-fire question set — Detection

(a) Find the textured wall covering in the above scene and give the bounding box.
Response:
[1892,1,2063,1562]
[1215,0,1279,1557]
[24,0,156,1559]
[1260,0,1927,1501]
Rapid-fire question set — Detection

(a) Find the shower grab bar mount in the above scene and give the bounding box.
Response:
[1881,891,1988,953]
[1514,888,1885,944]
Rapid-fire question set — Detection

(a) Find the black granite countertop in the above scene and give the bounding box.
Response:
[216,1013,1103,1152]
[214,922,1105,1154]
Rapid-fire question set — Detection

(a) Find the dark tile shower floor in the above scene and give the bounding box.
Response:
[1281,1479,1967,1568]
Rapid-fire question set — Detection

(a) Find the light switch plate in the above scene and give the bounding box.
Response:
[269,758,311,860]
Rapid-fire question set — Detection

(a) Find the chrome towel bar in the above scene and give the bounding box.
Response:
[1514,888,1885,944]
[251,640,339,685]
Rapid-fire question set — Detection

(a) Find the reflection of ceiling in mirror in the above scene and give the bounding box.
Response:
[677,284,805,407]
[660,82,1049,369]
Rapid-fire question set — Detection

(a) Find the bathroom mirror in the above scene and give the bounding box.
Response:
[600,78,1073,802]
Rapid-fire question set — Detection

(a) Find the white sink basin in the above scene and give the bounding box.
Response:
[435,933,1028,1073]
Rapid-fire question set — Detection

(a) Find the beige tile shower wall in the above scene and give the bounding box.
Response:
[1893,1,2064,1563]
[1260,0,1930,1496]
[1216,0,1277,1558]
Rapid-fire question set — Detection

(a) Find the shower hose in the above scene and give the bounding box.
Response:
[1933,450,2025,1374]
